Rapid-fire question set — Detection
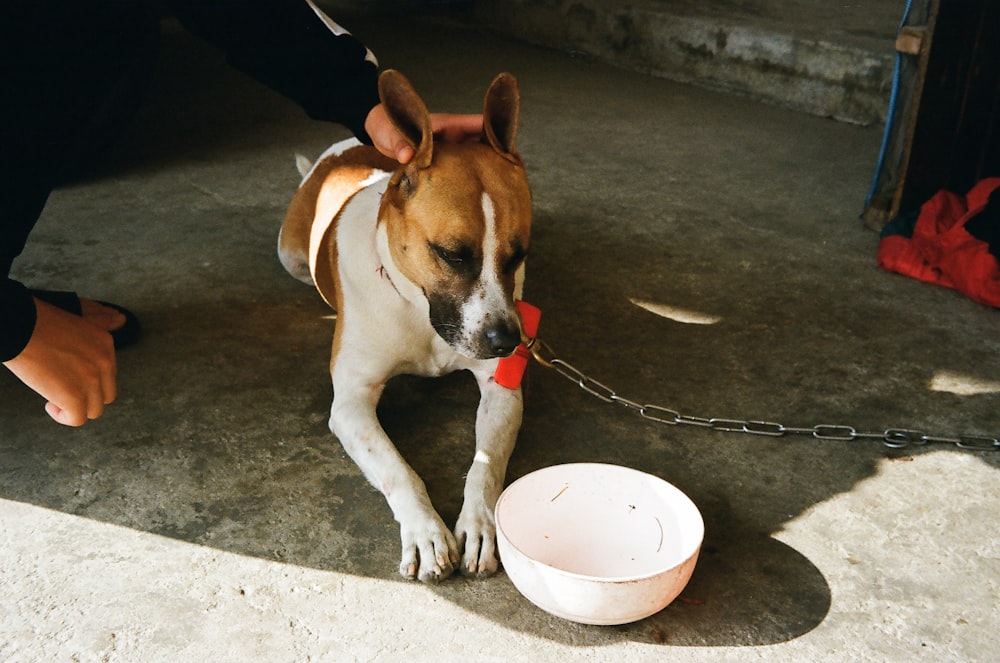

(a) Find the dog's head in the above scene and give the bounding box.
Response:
[376,70,532,361]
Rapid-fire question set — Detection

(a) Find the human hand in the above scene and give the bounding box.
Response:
[365,104,484,164]
[2,298,118,426]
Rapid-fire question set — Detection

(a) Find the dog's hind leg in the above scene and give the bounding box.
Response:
[277,225,314,284]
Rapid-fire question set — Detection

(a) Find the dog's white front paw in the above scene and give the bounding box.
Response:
[399,516,459,583]
[454,506,500,578]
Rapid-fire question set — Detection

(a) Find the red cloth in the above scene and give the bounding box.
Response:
[878,177,1000,307]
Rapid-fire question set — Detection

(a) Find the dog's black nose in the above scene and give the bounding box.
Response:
[485,324,521,357]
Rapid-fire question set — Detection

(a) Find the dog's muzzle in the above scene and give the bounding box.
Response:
[484,319,522,358]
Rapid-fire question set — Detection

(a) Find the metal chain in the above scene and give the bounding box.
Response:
[524,337,1000,452]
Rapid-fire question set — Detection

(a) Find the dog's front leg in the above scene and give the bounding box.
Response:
[329,376,459,583]
[454,371,523,577]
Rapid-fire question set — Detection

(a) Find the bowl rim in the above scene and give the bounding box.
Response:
[495,462,705,584]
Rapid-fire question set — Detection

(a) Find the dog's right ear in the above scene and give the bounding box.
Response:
[378,70,434,170]
[481,72,522,165]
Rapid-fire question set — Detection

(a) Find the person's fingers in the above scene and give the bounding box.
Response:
[43,354,112,426]
[44,401,67,424]
[80,299,127,333]
[430,113,483,142]
[7,299,119,426]
[45,399,89,427]
[83,327,117,409]
[87,388,107,420]
[395,144,415,164]
[100,344,118,406]
[366,104,412,162]
[366,106,486,164]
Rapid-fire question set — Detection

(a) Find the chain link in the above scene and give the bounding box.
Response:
[526,338,999,452]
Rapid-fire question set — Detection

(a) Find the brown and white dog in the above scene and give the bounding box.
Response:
[278,70,531,582]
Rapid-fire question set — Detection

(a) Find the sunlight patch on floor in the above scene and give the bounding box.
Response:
[928,370,1000,396]
[629,298,722,325]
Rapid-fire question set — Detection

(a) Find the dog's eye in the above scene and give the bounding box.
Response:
[431,243,468,267]
[503,245,528,273]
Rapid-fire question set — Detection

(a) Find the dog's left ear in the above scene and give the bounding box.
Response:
[378,69,434,170]
[481,73,522,165]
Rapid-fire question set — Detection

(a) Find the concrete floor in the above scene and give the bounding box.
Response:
[2,9,999,663]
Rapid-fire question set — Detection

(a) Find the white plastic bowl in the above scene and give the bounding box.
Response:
[495,463,704,625]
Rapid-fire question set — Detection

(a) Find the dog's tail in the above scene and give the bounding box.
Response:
[295,154,314,178]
